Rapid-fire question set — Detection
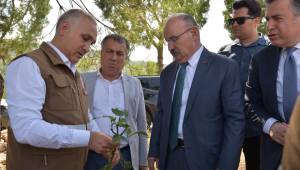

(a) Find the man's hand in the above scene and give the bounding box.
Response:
[269,122,289,145]
[148,157,159,170]
[111,148,120,166]
[88,131,114,155]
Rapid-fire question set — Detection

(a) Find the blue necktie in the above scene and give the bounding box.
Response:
[283,47,298,122]
[169,63,187,150]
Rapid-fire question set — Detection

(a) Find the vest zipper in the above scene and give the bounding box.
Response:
[44,154,48,166]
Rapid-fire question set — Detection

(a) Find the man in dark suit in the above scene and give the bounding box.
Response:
[246,0,300,169]
[148,13,245,170]
[219,1,268,169]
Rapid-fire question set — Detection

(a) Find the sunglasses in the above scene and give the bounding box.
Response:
[227,16,255,25]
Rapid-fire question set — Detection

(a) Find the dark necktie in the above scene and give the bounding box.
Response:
[169,62,187,150]
[283,47,298,122]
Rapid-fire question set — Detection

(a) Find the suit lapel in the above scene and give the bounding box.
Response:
[268,46,281,113]
[122,75,130,113]
[164,63,180,127]
[184,48,212,120]
[87,72,98,114]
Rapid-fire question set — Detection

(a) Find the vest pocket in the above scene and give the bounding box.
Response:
[45,74,76,111]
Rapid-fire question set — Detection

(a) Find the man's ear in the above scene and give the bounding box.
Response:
[254,17,261,27]
[191,27,200,41]
[58,21,70,36]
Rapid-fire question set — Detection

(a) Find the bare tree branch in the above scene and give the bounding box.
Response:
[55,0,66,11]
[76,0,115,31]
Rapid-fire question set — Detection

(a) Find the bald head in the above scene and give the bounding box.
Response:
[163,13,201,63]
[164,13,199,32]
[55,9,96,35]
[51,9,97,64]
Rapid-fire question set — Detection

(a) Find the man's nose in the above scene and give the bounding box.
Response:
[83,42,91,53]
[266,19,274,32]
[167,41,175,51]
[111,52,118,60]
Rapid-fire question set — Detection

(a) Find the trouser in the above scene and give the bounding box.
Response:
[243,136,260,170]
[84,145,133,170]
[166,139,190,170]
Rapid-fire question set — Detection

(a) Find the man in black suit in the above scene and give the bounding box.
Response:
[219,1,268,169]
[148,13,245,170]
[246,0,300,169]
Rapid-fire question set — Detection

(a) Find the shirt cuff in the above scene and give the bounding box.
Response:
[263,117,278,134]
[71,129,90,147]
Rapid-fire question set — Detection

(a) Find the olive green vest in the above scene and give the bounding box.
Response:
[6,42,89,170]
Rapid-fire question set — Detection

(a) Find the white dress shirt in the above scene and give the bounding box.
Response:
[5,42,90,149]
[263,42,300,134]
[91,71,128,147]
[176,46,203,139]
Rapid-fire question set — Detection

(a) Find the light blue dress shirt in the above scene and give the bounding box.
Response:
[176,46,203,139]
[263,42,300,134]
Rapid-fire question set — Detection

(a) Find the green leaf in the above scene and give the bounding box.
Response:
[94,0,210,73]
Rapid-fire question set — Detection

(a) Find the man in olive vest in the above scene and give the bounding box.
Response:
[5,9,119,170]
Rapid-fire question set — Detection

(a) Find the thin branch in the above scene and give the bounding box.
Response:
[69,0,73,7]
[41,21,56,39]
[76,0,115,31]
[55,0,66,12]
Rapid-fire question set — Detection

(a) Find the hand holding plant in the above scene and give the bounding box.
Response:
[101,108,147,170]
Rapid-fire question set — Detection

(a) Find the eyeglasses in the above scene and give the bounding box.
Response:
[165,27,195,43]
[227,16,255,25]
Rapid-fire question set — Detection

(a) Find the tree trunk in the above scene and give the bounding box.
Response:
[156,46,163,74]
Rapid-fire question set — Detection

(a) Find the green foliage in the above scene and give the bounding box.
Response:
[124,61,159,76]
[95,0,210,73]
[77,49,100,72]
[0,0,51,70]
[223,0,266,40]
[78,52,159,76]
[101,108,147,170]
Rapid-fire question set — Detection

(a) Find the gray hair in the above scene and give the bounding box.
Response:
[265,0,300,16]
[166,13,199,28]
[55,9,96,33]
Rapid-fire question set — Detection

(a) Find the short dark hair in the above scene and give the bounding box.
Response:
[233,0,262,17]
[56,9,96,33]
[265,0,300,16]
[101,34,130,51]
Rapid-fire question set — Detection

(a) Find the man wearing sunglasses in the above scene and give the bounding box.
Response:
[219,1,269,170]
[246,0,300,169]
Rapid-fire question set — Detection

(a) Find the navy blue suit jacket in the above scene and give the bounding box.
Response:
[246,45,284,170]
[149,47,245,170]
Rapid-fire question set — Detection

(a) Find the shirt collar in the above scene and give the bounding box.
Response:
[293,42,300,49]
[47,42,76,74]
[283,42,300,54]
[97,69,123,83]
[234,33,268,47]
[187,45,203,68]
